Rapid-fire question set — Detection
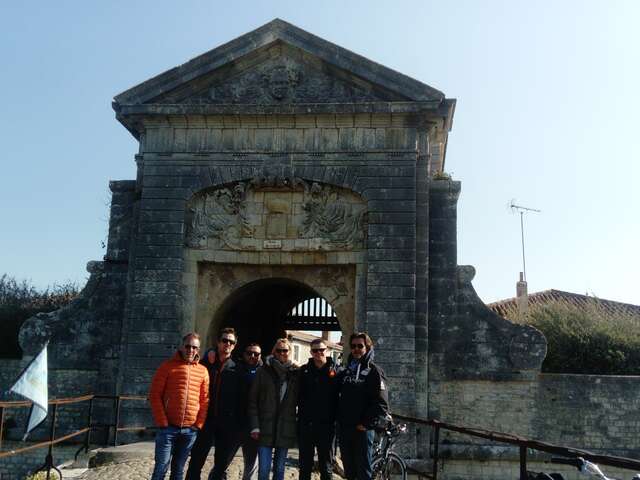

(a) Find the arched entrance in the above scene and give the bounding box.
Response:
[210,278,340,353]
[192,263,357,352]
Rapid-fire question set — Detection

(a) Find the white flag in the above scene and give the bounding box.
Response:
[10,343,48,440]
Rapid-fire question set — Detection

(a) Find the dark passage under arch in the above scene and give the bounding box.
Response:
[210,278,341,354]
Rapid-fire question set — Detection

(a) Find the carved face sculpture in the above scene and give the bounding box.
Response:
[268,66,298,100]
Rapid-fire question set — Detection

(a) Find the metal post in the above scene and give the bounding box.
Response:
[85,397,94,453]
[75,397,95,460]
[46,403,58,480]
[519,445,527,480]
[432,425,440,480]
[520,211,527,281]
[113,396,121,446]
[0,406,5,451]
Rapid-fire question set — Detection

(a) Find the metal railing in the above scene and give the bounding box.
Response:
[0,394,149,479]
[2,396,639,480]
[393,414,640,480]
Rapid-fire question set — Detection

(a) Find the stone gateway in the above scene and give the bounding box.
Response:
[13,19,639,479]
[17,14,545,461]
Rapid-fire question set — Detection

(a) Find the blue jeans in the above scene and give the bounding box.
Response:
[151,426,198,480]
[257,445,288,480]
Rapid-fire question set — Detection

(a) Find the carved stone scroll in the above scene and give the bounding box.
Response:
[300,182,366,248]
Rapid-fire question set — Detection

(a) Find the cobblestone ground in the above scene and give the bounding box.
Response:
[77,453,321,480]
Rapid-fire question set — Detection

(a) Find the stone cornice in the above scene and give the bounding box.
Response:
[114,100,448,116]
[115,100,455,139]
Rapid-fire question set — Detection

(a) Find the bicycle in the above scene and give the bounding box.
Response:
[371,421,408,480]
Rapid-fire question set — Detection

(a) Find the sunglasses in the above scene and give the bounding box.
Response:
[245,351,261,357]
[276,348,289,354]
[184,345,200,350]
[350,344,365,350]
[311,348,326,353]
[220,338,236,345]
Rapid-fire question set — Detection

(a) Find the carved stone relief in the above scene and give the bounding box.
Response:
[186,183,251,250]
[185,176,366,251]
[301,182,366,249]
[180,56,398,105]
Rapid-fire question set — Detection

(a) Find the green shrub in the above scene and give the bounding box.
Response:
[511,301,640,374]
[0,275,79,358]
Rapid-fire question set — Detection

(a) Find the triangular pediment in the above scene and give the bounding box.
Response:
[146,43,407,105]
[113,19,445,107]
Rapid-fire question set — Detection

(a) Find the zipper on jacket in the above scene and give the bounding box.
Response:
[180,362,192,427]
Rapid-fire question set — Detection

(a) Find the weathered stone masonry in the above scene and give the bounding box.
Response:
[4,19,639,479]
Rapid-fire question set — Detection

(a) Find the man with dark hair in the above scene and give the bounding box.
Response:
[238,342,263,480]
[337,332,390,480]
[186,327,243,480]
[149,332,209,480]
[298,338,339,480]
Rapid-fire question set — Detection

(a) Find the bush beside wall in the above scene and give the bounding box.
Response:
[510,301,640,375]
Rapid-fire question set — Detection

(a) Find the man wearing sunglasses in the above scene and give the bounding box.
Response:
[337,332,389,480]
[237,343,263,480]
[297,338,339,480]
[149,332,209,480]
[186,328,244,480]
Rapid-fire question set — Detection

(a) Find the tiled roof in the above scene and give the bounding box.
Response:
[488,289,640,319]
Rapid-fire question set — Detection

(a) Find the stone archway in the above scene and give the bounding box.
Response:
[194,264,356,351]
[208,277,335,353]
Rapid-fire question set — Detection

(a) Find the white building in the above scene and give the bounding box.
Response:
[286,330,342,366]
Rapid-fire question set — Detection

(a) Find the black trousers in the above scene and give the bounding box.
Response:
[186,419,242,480]
[298,422,335,480]
[338,426,374,480]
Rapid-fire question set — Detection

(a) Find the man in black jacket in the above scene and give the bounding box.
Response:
[298,338,339,480]
[237,343,263,480]
[337,332,390,480]
[186,327,243,480]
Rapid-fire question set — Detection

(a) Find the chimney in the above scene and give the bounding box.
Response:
[321,331,329,341]
[516,272,528,318]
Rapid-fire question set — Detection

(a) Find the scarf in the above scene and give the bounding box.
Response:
[269,355,293,402]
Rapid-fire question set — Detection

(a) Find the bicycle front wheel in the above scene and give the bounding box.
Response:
[372,452,407,480]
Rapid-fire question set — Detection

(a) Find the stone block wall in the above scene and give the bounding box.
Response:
[426,179,640,477]
[535,374,640,455]
[439,459,633,480]
[120,111,428,429]
[0,360,24,401]
[0,443,78,480]
[141,113,420,154]
[427,180,546,383]
[0,369,97,443]
[430,374,640,479]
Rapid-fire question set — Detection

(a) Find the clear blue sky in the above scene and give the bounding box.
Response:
[1,1,638,305]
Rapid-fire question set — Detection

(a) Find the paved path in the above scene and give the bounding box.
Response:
[64,443,324,480]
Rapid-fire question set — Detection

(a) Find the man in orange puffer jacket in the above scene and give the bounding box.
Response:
[149,332,210,480]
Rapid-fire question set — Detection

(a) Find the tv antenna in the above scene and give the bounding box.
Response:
[509,200,541,282]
